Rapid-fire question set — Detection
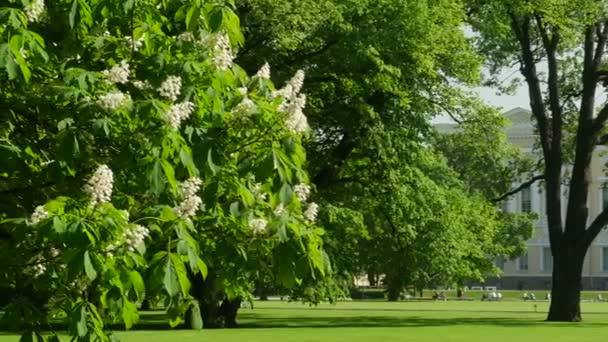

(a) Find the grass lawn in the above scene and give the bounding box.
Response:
[3,300,608,341]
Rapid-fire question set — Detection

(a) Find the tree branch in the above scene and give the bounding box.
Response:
[492,175,544,203]
[583,205,608,247]
[509,13,551,156]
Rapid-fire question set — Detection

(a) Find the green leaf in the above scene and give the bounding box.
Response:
[121,300,139,330]
[149,160,165,197]
[179,148,198,176]
[69,0,78,28]
[185,5,201,31]
[52,217,66,233]
[229,201,239,217]
[277,224,288,242]
[188,301,203,330]
[129,271,145,302]
[76,305,87,337]
[160,159,176,191]
[163,256,179,297]
[207,149,219,175]
[83,250,97,281]
[279,183,293,205]
[171,253,191,296]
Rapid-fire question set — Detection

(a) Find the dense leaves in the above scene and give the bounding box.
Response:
[0,0,327,338]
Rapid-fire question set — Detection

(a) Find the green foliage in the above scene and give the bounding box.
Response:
[236,0,533,296]
[0,0,327,338]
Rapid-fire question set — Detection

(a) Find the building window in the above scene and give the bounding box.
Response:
[517,252,529,271]
[603,247,608,272]
[501,200,509,213]
[542,247,553,272]
[602,184,608,210]
[495,257,505,270]
[521,187,532,213]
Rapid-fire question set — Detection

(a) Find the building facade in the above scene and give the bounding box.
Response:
[487,107,608,290]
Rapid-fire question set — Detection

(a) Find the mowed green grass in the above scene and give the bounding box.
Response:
[3,300,608,341]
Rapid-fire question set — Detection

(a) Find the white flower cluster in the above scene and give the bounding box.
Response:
[293,183,311,202]
[213,33,234,71]
[83,165,114,205]
[28,205,49,225]
[125,35,144,51]
[177,32,195,42]
[237,87,248,96]
[284,94,309,134]
[252,183,267,201]
[124,225,150,252]
[32,263,46,278]
[232,97,256,117]
[25,0,45,22]
[274,203,286,217]
[159,75,182,102]
[132,80,152,90]
[250,217,268,234]
[49,248,60,258]
[102,60,130,84]
[164,101,195,129]
[97,91,130,111]
[174,177,204,219]
[274,70,309,134]
[256,63,271,79]
[304,202,319,222]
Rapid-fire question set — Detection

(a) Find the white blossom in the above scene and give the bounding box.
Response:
[97,91,130,112]
[288,70,305,95]
[83,165,114,205]
[132,80,151,90]
[158,75,182,102]
[32,263,46,278]
[284,94,309,134]
[252,183,267,201]
[25,0,45,22]
[237,87,248,96]
[125,35,144,51]
[124,224,150,252]
[250,218,268,234]
[232,97,256,117]
[256,62,271,79]
[102,60,130,84]
[177,32,195,42]
[164,101,195,129]
[174,177,204,220]
[174,194,203,219]
[213,33,234,71]
[179,177,203,198]
[293,183,311,202]
[273,70,309,134]
[304,202,319,222]
[28,205,49,225]
[49,248,60,258]
[274,204,286,217]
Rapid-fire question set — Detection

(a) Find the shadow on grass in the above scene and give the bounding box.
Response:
[4,310,608,333]
[237,315,608,329]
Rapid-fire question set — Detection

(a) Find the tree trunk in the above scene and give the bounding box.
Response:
[547,247,586,322]
[220,298,241,328]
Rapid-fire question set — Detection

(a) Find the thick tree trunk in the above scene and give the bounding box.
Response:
[220,298,241,328]
[547,248,586,322]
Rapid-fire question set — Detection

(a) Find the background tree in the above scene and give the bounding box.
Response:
[236,0,532,299]
[468,0,608,321]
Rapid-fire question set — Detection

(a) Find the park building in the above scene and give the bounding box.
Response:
[437,107,608,290]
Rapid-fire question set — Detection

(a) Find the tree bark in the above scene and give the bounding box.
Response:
[547,247,586,321]
[220,298,242,328]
